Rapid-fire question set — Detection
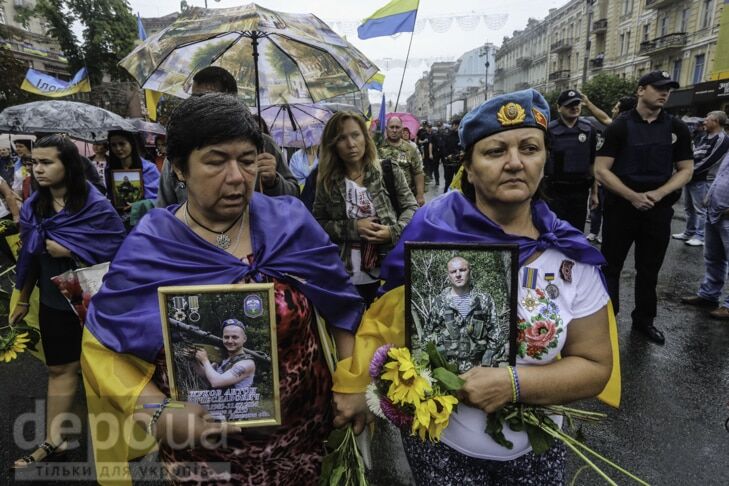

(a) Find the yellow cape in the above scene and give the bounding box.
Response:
[333,286,621,408]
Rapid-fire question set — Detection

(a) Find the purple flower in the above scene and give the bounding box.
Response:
[370,344,394,379]
[380,397,413,428]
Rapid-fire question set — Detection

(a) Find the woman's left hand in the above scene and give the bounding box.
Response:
[458,366,513,414]
[45,239,72,258]
[332,392,373,435]
[359,222,391,244]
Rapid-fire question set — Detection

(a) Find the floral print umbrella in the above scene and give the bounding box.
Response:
[119,4,379,115]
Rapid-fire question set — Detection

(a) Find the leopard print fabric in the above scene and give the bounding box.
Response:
[152,279,333,485]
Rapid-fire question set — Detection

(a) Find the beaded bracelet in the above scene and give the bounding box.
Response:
[15,302,30,307]
[507,366,518,403]
[146,398,174,437]
[512,366,521,403]
[135,401,184,410]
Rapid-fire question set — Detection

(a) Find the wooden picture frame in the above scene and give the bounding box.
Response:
[111,169,144,208]
[158,283,281,427]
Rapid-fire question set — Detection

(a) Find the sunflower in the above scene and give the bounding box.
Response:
[411,394,459,441]
[0,331,30,363]
[381,348,432,406]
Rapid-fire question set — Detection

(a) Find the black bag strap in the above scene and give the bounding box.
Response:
[380,158,401,216]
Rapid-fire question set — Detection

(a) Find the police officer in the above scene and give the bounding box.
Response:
[595,71,693,345]
[545,90,598,231]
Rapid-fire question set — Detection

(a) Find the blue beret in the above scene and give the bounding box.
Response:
[459,88,550,149]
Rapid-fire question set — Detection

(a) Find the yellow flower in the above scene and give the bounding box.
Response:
[381,348,432,405]
[1,332,30,363]
[411,395,459,441]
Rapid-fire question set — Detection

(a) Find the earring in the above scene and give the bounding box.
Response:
[176,180,186,190]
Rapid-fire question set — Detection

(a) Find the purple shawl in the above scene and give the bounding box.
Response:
[84,193,365,362]
[15,183,126,289]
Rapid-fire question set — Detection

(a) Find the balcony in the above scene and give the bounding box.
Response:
[549,69,570,81]
[645,0,683,9]
[639,32,687,56]
[550,38,573,53]
[592,19,608,34]
[590,57,604,70]
[516,56,533,68]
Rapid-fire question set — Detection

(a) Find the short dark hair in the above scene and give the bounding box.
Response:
[32,134,88,216]
[617,96,637,113]
[14,139,32,151]
[107,130,144,170]
[167,93,263,175]
[192,66,238,95]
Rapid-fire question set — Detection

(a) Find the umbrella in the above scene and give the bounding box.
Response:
[372,112,421,140]
[0,101,137,142]
[129,118,166,136]
[259,103,332,148]
[119,4,379,121]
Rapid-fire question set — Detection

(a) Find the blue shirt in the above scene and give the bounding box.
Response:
[289,149,318,186]
[706,153,729,224]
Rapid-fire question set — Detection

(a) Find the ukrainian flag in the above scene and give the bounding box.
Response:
[357,0,420,40]
[365,72,385,91]
[20,67,91,98]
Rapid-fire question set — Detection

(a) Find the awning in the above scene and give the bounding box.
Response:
[692,79,729,104]
[664,88,693,108]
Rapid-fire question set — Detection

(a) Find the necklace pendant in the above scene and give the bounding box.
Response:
[216,233,232,249]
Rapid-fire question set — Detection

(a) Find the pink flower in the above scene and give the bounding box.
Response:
[524,320,557,349]
[370,344,394,379]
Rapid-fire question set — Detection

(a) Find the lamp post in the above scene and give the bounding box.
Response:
[479,44,491,102]
[449,84,453,121]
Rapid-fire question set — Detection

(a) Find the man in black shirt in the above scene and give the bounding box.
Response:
[440,118,462,193]
[595,71,694,344]
[546,90,598,231]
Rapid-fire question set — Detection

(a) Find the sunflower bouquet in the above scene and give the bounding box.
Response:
[366,342,463,441]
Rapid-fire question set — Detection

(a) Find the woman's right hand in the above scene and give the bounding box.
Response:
[10,305,29,325]
[152,401,241,448]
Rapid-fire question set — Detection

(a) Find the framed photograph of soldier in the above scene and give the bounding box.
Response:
[111,169,144,208]
[404,243,519,372]
[157,283,281,427]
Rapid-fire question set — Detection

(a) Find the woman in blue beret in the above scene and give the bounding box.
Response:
[333,89,616,483]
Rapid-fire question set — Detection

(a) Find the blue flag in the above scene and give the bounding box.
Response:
[378,93,386,135]
[137,13,147,41]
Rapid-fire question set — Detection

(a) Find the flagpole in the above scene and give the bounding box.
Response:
[394,6,419,111]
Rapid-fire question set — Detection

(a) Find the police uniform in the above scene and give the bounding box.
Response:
[597,71,693,344]
[546,90,598,231]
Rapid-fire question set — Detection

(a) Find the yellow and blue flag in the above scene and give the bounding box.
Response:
[20,67,91,98]
[358,0,420,40]
[365,72,385,91]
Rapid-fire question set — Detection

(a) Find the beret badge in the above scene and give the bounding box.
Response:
[497,102,526,126]
[532,108,547,130]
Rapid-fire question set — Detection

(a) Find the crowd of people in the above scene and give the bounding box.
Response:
[3,63,728,484]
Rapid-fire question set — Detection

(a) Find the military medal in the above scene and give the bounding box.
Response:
[545,273,559,299]
[560,260,574,283]
[522,267,539,289]
[578,133,587,143]
[188,295,201,323]
[521,290,538,312]
[171,296,187,321]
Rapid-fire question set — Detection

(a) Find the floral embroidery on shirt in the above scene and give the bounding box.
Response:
[517,288,564,360]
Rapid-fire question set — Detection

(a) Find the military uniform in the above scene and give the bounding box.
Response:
[546,114,597,231]
[425,287,504,372]
[377,139,424,197]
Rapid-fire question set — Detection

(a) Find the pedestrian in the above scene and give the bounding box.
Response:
[10,134,124,469]
[595,71,694,345]
[89,140,108,187]
[334,88,613,484]
[288,144,319,186]
[81,93,367,485]
[155,66,299,207]
[378,116,425,206]
[681,150,729,319]
[441,117,462,193]
[672,111,729,247]
[313,111,418,305]
[417,122,436,185]
[545,90,599,231]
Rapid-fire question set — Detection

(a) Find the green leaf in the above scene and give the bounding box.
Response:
[324,428,347,451]
[525,423,553,455]
[485,412,513,449]
[329,465,346,486]
[432,367,465,391]
[425,341,448,370]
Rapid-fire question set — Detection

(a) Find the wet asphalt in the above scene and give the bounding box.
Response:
[1,181,728,485]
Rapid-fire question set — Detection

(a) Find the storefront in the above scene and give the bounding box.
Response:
[692,80,729,115]
[664,88,694,116]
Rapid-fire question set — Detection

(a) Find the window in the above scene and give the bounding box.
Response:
[626,31,631,54]
[694,54,706,84]
[673,59,682,83]
[643,23,650,42]
[0,7,5,24]
[619,33,625,55]
[622,0,633,16]
[680,9,689,32]
[701,0,714,29]
[660,16,668,36]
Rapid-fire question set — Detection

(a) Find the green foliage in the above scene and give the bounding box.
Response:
[582,73,637,116]
[32,0,137,84]
[0,35,44,110]
[13,6,35,29]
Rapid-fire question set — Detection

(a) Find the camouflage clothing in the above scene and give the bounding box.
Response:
[377,139,424,195]
[425,287,505,373]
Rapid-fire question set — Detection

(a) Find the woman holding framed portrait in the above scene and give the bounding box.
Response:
[10,134,125,469]
[313,111,418,305]
[81,93,367,485]
[333,89,620,483]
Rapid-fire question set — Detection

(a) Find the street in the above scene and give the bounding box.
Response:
[2,188,729,485]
